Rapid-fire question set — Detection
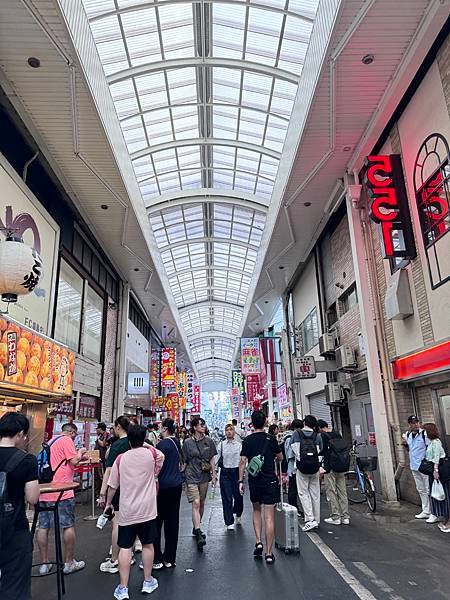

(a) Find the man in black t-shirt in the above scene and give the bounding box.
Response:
[239,411,282,564]
[0,412,39,600]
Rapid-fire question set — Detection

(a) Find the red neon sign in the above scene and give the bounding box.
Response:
[392,340,450,381]
[365,155,416,260]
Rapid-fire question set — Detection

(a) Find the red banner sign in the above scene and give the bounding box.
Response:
[191,384,201,414]
[246,374,260,409]
[365,154,416,259]
[161,348,176,386]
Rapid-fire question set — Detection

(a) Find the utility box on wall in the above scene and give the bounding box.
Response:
[385,268,414,320]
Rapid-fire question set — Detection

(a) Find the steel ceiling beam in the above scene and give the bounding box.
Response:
[145,189,269,211]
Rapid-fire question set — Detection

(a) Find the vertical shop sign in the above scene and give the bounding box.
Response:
[230,388,240,419]
[240,338,261,374]
[186,370,194,404]
[231,370,245,404]
[150,350,160,399]
[161,348,176,386]
[191,384,201,414]
[277,383,289,408]
[365,154,416,259]
[6,331,17,376]
[246,374,260,408]
[177,371,187,409]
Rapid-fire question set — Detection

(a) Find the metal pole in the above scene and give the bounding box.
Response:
[83,465,99,521]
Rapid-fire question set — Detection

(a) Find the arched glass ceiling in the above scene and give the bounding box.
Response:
[83,0,319,383]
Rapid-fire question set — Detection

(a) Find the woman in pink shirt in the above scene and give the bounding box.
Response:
[105,424,164,600]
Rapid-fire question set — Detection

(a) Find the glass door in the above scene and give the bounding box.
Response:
[434,390,450,454]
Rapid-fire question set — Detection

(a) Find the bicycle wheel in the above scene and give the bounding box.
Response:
[363,474,376,512]
[345,471,366,504]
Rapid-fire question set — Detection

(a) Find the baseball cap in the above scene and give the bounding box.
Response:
[407,415,419,423]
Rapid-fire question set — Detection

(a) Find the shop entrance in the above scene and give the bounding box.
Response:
[433,388,450,454]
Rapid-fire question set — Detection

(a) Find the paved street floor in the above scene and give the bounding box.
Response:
[31,489,449,600]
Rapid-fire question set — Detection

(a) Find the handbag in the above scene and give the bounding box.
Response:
[438,457,450,484]
[194,439,212,473]
[431,479,445,501]
[418,458,434,476]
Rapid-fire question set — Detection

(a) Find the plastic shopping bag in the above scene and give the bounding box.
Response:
[431,480,445,501]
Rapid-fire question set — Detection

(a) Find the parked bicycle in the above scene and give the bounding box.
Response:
[345,441,377,512]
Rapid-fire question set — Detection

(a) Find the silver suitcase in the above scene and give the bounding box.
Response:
[274,465,300,554]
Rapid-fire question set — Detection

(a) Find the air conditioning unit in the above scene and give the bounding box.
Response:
[335,345,357,370]
[325,382,343,405]
[319,333,335,356]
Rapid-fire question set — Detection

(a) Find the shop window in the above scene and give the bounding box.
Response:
[296,307,319,356]
[326,303,338,328]
[83,285,104,363]
[54,260,83,351]
[339,283,357,315]
[414,133,450,289]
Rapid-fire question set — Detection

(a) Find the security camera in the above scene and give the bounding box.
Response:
[348,184,362,208]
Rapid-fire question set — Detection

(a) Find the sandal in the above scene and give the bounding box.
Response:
[253,542,264,558]
[265,554,275,565]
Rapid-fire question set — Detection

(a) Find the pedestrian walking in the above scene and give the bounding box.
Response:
[284,419,303,512]
[239,411,282,564]
[153,418,184,568]
[105,424,164,600]
[0,413,39,600]
[182,417,217,549]
[318,420,351,526]
[217,423,243,530]
[99,415,130,574]
[291,414,323,532]
[402,415,437,522]
[37,422,88,574]
[422,423,450,533]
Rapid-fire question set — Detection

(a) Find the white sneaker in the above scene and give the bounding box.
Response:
[164,562,175,568]
[100,558,119,573]
[227,524,235,531]
[324,517,341,525]
[415,511,430,519]
[342,518,350,525]
[114,585,129,600]
[63,559,85,574]
[142,577,159,595]
[302,520,319,532]
[39,563,53,576]
[134,538,143,553]
[235,517,241,526]
[153,562,164,570]
[426,515,438,523]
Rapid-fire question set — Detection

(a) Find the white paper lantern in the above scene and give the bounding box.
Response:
[0,238,43,303]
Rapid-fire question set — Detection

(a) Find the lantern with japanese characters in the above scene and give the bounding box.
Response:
[0,235,42,304]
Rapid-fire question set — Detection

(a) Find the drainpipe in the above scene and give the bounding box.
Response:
[353,171,406,482]
[113,282,129,420]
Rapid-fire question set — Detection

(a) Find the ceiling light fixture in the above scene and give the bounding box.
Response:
[27,57,41,68]
[304,202,311,207]
[362,54,374,65]
[342,145,352,152]
[278,265,285,270]
[134,268,139,272]
[101,204,109,210]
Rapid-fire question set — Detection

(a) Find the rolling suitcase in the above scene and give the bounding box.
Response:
[274,464,300,554]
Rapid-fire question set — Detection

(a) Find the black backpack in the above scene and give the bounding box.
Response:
[296,431,320,474]
[37,436,65,484]
[0,449,27,546]
[328,434,351,473]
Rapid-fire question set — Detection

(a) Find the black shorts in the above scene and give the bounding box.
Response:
[117,519,158,549]
[249,475,280,505]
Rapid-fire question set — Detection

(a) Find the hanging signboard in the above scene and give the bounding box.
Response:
[232,369,245,403]
[186,370,194,403]
[77,394,98,420]
[161,348,176,386]
[246,374,260,408]
[230,387,240,419]
[177,371,187,409]
[150,350,160,399]
[0,316,75,397]
[127,372,150,395]
[364,154,416,259]
[277,383,289,408]
[241,338,261,374]
[191,384,201,414]
[294,356,316,379]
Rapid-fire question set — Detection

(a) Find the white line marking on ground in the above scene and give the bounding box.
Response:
[353,562,406,600]
[307,532,378,600]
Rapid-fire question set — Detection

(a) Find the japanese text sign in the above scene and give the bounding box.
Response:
[161,348,176,386]
[240,338,261,374]
[192,384,201,414]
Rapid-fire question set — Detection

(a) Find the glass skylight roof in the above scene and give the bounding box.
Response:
[83,0,319,381]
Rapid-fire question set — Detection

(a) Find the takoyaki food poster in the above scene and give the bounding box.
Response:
[0,317,75,397]
[0,159,59,335]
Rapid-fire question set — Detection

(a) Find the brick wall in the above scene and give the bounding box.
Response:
[101,300,118,423]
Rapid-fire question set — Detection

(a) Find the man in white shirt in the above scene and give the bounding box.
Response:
[217,424,243,530]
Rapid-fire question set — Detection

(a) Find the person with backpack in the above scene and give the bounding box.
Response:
[291,414,323,532]
[36,422,88,575]
[238,411,282,564]
[284,419,303,513]
[317,420,351,526]
[402,415,437,523]
[0,412,39,600]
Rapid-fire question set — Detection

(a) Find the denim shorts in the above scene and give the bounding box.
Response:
[38,498,76,529]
